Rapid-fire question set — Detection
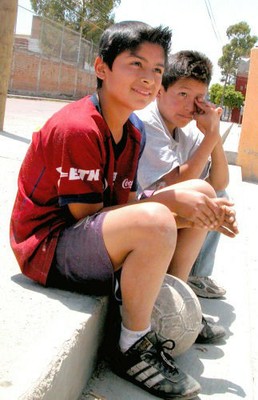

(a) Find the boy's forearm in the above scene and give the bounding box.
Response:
[162,133,219,186]
[173,214,194,229]
[207,139,229,190]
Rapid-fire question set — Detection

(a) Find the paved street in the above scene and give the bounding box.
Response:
[3,96,71,137]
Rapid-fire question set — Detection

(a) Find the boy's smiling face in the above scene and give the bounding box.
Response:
[95,42,166,114]
[157,78,208,133]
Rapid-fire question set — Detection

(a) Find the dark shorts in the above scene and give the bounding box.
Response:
[47,212,114,295]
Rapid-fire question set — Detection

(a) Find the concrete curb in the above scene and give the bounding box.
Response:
[223,123,241,166]
[221,122,233,144]
[0,268,108,400]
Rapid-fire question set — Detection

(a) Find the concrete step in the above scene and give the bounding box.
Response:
[220,121,233,144]
[223,123,242,165]
[0,267,108,400]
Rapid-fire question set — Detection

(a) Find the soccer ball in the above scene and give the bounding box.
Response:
[151,274,202,357]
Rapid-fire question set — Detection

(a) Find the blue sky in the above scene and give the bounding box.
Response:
[17,0,258,84]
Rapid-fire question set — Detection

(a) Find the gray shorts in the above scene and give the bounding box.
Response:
[47,212,114,295]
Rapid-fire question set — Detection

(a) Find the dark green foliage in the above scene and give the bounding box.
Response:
[30,0,121,43]
[218,21,257,84]
[209,83,244,110]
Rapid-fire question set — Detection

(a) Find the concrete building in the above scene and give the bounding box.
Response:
[231,57,249,124]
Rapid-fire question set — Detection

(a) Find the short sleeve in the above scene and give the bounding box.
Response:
[138,122,179,190]
[57,127,105,206]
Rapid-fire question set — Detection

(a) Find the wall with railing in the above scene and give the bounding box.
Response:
[9,6,98,99]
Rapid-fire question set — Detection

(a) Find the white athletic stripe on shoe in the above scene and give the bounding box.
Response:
[144,373,164,388]
[127,361,164,388]
[127,361,149,376]
[136,366,158,381]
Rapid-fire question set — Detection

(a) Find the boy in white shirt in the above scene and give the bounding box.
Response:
[137,50,230,341]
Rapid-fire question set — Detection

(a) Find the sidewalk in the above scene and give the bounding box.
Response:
[1,97,258,400]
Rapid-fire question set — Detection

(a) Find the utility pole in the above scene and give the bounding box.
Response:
[0,0,18,131]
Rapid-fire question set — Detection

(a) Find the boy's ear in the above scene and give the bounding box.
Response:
[94,56,107,81]
[156,86,164,98]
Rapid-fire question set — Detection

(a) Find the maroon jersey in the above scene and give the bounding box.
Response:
[10,95,145,285]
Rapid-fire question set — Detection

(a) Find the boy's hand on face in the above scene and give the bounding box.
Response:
[193,97,222,138]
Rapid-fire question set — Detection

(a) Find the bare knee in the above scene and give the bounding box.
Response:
[187,179,216,198]
[138,202,177,248]
[102,202,177,269]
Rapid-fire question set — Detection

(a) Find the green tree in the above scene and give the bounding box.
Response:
[218,21,257,106]
[209,83,223,105]
[30,0,121,43]
[209,83,244,121]
[224,85,244,110]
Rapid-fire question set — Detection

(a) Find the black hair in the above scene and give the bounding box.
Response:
[97,20,172,88]
[162,50,213,90]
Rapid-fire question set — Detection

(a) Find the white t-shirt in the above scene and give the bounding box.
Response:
[136,100,210,192]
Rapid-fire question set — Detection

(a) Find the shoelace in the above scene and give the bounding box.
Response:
[203,277,217,286]
[153,334,179,374]
[202,316,212,326]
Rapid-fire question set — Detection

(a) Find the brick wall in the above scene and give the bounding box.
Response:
[9,47,96,99]
[9,15,97,100]
[231,58,249,123]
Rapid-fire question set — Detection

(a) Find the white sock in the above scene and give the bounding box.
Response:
[119,323,151,353]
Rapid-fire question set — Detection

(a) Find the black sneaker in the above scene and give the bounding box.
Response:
[195,316,226,344]
[110,330,200,399]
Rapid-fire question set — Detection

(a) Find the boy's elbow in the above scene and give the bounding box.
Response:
[213,178,229,191]
[207,175,229,192]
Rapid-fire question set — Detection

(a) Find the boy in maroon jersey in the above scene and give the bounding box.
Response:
[10,21,238,399]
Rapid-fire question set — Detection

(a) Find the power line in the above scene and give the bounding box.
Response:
[203,0,223,45]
